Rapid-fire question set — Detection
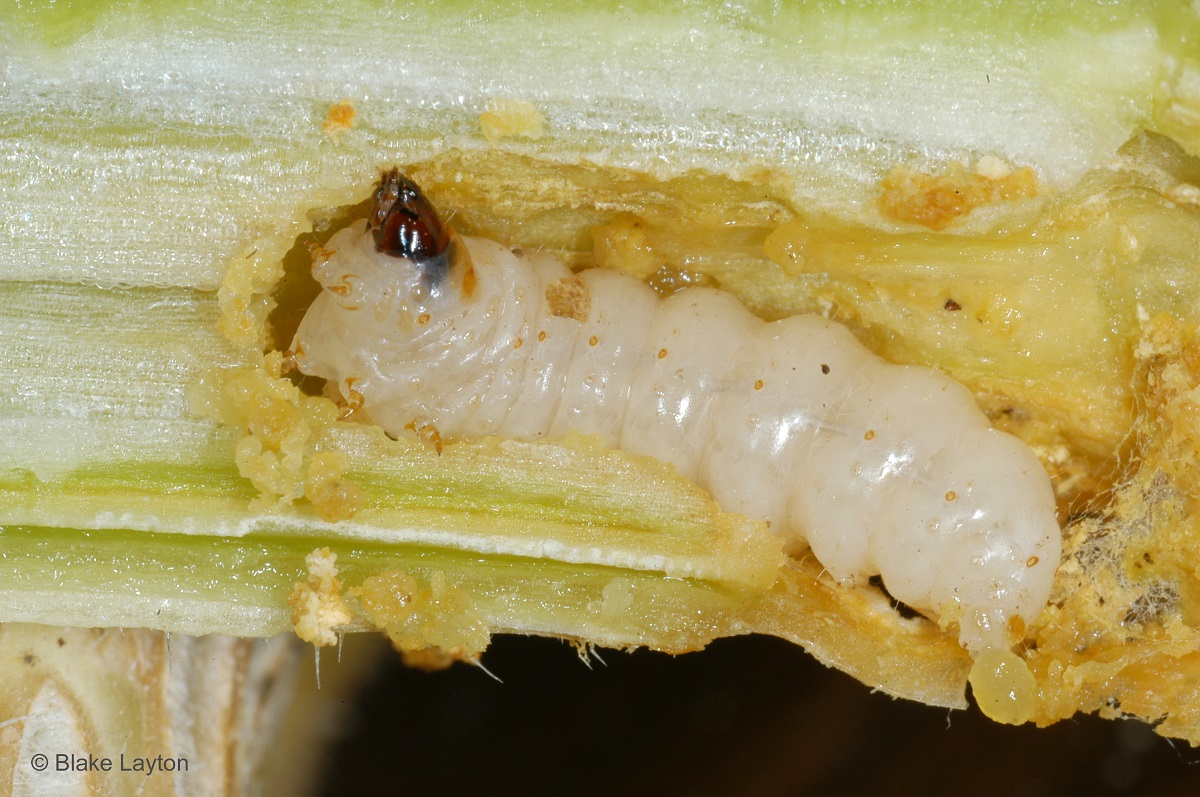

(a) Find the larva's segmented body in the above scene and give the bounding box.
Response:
[292,171,1061,655]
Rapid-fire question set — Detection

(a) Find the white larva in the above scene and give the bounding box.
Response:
[290,171,1062,656]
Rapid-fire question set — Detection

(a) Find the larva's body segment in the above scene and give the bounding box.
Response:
[704,314,874,533]
[292,183,1061,656]
[550,268,660,442]
[621,288,759,479]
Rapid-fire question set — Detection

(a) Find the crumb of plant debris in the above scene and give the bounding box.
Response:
[479,97,545,144]
[289,547,351,647]
[879,161,1038,230]
[322,100,356,135]
[545,275,589,321]
[304,451,363,522]
[353,570,491,662]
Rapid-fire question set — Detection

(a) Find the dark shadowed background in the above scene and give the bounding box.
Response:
[311,633,1200,796]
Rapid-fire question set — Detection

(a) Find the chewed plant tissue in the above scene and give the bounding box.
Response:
[290,168,1062,656]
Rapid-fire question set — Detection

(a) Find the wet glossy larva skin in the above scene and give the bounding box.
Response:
[291,172,1062,655]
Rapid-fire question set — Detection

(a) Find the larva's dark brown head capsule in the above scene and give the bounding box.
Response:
[368,168,451,285]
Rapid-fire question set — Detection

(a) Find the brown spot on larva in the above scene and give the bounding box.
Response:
[22,652,38,666]
[514,337,523,350]
[1026,555,1040,567]
[57,638,66,647]
[538,330,548,342]
[864,429,876,441]
[512,247,525,257]
[418,313,431,325]
[460,262,477,299]
[945,490,957,501]
[754,379,764,390]
[658,348,669,359]
[821,363,830,374]
[944,298,962,311]
[546,275,590,321]
[589,335,599,346]
[322,100,356,134]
